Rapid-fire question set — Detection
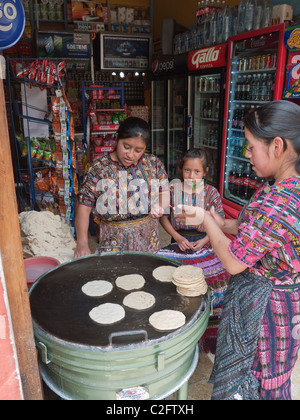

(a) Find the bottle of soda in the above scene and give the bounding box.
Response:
[235,75,242,100]
[247,169,258,200]
[253,0,263,30]
[261,0,272,28]
[235,164,243,198]
[241,163,251,200]
[221,5,233,43]
[244,0,255,32]
[260,73,268,101]
[237,0,246,34]
[229,163,237,195]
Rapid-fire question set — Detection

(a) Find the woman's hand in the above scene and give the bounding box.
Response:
[210,206,225,229]
[175,205,205,226]
[74,243,91,259]
[151,204,165,219]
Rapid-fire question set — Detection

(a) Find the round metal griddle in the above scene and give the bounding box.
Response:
[29,253,204,348]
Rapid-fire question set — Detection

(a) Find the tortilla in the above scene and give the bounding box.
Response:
[81,280,113,297]
[115,274,145,291]
[172,265,207,297]
[89,303,125,325]
[149,310,186,331]
[152,265,177,283]
[123,291,156,310]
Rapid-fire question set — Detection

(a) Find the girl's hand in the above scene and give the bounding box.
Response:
[176,235,193,252]
[192,237,208,251]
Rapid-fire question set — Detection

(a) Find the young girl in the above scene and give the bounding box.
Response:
[177,101,300,400]
[160,148,225,252]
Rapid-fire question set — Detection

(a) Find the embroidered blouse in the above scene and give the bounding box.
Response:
[169,181,225,232]
[78,153,168,222]
[229,177,300,285]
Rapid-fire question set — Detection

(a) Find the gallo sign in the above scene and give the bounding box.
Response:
[188,43,227,71]
[0,0,25,50]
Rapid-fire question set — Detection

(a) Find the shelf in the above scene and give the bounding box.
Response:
[199,117,219,122]
[92,124,119,131]
[231,67,276,75]
[226,154,249,163]
[94,146,115,153]
[200,144,218,150]
[197,91,220,94]
[231,100,270,105]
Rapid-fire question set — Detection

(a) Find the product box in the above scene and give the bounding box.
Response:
[272,4,294,25]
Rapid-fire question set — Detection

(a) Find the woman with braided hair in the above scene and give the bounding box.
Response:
[177,100,300,400]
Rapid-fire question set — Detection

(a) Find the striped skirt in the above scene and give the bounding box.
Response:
[251,285,300,400]
[99,215,160,253]
[210,271,300,400]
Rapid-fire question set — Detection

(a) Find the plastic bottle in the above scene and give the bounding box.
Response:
[216,1,225,44]
[236,164,243,197]
[244,0,255,32]
[261,0,272,28]
[210,8,218,45]
[247,170,258,200]
[266,73,274,101]
[241,163,251,200]
[237,0,246,34]
[196,1,202,25]
[202,0,211,46]
[260,73,268,101]
[250,73,257,100]
[221,5,233,43]
[253,0,263,30]
[229,163,237,195]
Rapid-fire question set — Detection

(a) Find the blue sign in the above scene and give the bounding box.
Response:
[0,0,25,50]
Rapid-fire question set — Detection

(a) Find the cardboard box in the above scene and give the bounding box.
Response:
[272,4,294,25]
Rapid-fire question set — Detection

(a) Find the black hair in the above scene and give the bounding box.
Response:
[117,117,150,144]
[243,100,300,174]
[176,148,208,180]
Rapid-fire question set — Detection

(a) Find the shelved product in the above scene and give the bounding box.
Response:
[192,73,222,187]
[221,25,287,212]
[81,83,126,164]
[7,58,78,227]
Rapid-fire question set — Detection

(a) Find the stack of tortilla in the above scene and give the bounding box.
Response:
[172,265,208,297]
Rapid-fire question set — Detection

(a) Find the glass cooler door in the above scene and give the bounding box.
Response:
[168,77,188,180]
[151,80,167,168]
[191,73,222,187]
[223,33,279,207]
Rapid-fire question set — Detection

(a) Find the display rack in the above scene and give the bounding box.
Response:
[81,82,126,164]
[7,57,78,227]
[223,41,278,207]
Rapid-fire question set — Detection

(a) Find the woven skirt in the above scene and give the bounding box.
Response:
[251,285,300,400]
[99,215,160,254]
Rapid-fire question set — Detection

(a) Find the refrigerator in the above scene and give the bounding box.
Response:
[220,23,288,219]
[187,43,228,189]
[283,24,300,103]
[151,54,189,179]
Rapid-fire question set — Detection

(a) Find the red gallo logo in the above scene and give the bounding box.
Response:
[191,47,220,69]
[0,0,25,50]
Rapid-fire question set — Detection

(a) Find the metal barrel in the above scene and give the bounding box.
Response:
[34,294,210,400]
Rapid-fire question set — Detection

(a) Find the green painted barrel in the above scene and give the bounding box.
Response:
[30,253,210,400]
